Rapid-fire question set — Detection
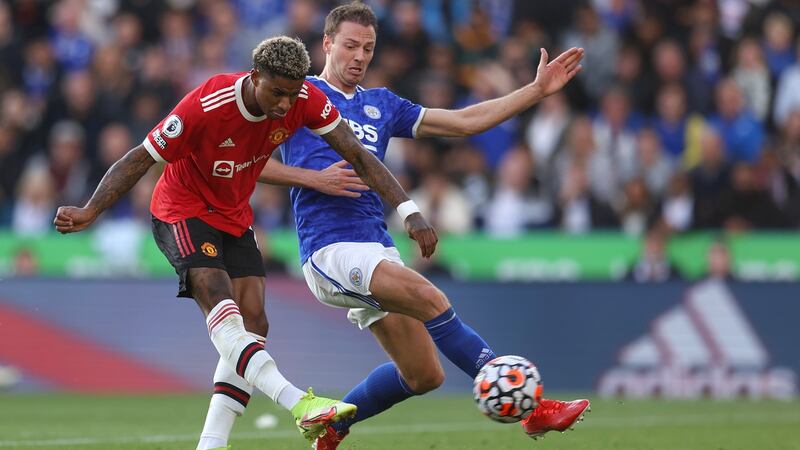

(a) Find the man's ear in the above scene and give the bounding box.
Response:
[322,34,333,54]
[250,68,260,87]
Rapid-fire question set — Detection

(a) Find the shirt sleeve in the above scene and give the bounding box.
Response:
[387,89,426,139]
[302,82,342,136]
[141,88,202,163]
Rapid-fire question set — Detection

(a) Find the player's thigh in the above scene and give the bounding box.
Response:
[301,242,390,312]
[224,228,267,334]
[151,216,229,301]
[369,313,444,393]
[368,260,449,320]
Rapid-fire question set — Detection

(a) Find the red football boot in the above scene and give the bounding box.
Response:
[312,425,349,450]
[521,398,591,440]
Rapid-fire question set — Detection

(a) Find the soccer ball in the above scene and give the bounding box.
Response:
[473,355,543,423]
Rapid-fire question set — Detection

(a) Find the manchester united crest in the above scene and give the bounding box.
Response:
[201,242,218,257]
[269,127,290,144]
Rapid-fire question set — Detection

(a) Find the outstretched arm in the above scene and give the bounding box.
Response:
[54,145,156,233]
[259,158,368,198]
[416,47,584,138]
[321,121,438,257]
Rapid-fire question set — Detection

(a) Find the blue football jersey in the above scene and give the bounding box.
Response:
[281,76,425,263]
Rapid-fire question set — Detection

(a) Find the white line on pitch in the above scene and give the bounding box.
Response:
[0,412,798,447]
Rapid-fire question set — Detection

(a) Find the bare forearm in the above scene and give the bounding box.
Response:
[322,122,408,207]
[419,83,544,138]
[85,145,155,215]
[259,158,316,188]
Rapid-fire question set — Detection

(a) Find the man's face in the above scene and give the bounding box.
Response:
[323,21,376,87]
[251,71,305,119]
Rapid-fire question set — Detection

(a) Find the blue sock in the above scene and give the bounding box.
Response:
[425,307,496,378]
[332,362,415,433]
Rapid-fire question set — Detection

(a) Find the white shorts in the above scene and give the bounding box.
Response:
[302,242,403,330]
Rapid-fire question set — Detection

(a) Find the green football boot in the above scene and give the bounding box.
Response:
[291,388,357,441]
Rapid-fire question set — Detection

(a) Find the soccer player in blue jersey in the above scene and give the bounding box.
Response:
[196,3,587,449]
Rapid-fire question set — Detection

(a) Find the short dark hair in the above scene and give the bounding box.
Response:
[252,36,310,80]
[324,1,378,37]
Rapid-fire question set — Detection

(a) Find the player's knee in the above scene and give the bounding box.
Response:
[414,284,450,317]
[405,366,445,394]
[242,309,269,337]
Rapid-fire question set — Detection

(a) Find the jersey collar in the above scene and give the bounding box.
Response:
[235,75,267,122]
[312,75,361,100]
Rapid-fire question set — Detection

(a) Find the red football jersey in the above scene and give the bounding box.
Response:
[143,72,341,236]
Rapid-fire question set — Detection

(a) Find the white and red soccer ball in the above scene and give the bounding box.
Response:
[473,355,543,423]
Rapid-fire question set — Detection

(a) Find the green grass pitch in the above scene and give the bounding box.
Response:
[0,393,798,449]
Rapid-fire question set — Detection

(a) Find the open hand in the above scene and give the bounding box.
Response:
[315,160,369,198]
[404,212,439,258]
[53,206,98,234]
[533,47,584,97]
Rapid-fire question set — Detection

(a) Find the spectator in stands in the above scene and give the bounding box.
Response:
[705,239,734,281]
[685,25,722,114]
[2,0,800,244]
[625,229,681,283]
[690,127,731,229]
[525,92,571,170]
[758,146,800,227]
[252,184,291,232]
[554,115,615,206]
[0,1,22,92]
[411,170,473,235]
[652,83,705,167]
[614,43,654,113]
[12,164,55,236]
[40,120,89,206]
[13,246,39,277]
[773,40,800,128]
[21,39,58,107]
[561,3,618,102]
[761,11,795,79]
[92,45,135,122]
[456,144,491,229]
[709,77,764,164]
[593,86,638,200]
[0,124,24,225]
[49,0,94,73]
[42,71,105,161]
[486,148,554,236]
[659,172,694,233]
[558,162,618,234]
[453,4,499,65]
[631,127,673,198]
[731,38,770,123]
[617,178,656,236]
[110,12,145,73]
[718,162,790,231]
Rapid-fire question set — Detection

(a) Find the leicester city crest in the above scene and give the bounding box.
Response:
[363,105,381,120]
[349,267,363,287]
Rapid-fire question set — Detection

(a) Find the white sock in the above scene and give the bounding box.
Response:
[276,383,306,410]
[206,300,294,405]
[197,333,264,450]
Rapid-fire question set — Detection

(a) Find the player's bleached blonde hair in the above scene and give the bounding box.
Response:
[252,36,310,80]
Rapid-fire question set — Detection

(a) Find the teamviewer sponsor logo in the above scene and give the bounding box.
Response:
[212,160,234,178]
[598,279,797,400]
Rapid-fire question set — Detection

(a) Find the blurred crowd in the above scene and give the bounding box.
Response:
[2,0,800,250]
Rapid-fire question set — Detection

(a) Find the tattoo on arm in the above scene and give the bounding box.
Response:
[322,121,408,207]
[85,145,156,214]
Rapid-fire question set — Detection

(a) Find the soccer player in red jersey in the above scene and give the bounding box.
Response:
[53,36,438,447]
